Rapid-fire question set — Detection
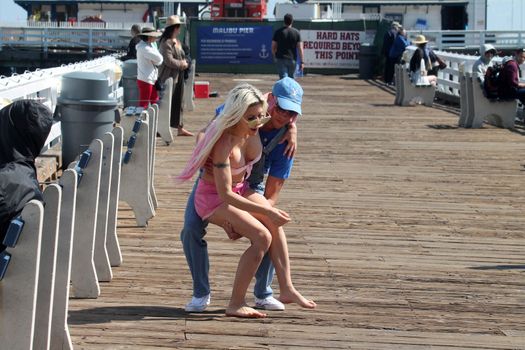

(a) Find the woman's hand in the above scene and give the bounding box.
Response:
[266,207,291,226]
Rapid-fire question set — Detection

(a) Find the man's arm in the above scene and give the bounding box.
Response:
[279,122,297,158]
[508,63,525,88]
[272,40,278,58]
[297,41,304,69]
[264,175,285,206]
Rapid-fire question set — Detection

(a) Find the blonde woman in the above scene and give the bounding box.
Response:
[158,15,193,136]
[177,83,315,318]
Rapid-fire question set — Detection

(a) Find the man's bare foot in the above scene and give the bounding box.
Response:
[279,289,316,309]
[226,304,267,318]
[178,127,194,136]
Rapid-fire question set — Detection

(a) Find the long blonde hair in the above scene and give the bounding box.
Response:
[177,83,267,182]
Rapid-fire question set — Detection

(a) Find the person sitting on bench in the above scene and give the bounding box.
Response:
[497,48,525,104]
[409,35,437,87]
[472,44,498,84]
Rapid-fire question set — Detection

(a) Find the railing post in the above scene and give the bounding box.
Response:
[88,28,93,59]
[43,27,48,58]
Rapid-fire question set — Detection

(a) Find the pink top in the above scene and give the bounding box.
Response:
[204,152,261,179]
[231,152,261,177]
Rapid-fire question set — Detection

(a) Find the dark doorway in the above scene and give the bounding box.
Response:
[441,4,468,30]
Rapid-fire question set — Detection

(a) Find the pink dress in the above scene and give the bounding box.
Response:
[194,153,261,220]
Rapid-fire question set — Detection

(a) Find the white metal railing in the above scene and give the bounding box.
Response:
[0,26,129,53]
[434,50,477,98]
[403,46,522,100]
[407,30,525,51]
[403,46,475,98]
[0,55,124,151]
[0,21,154,30]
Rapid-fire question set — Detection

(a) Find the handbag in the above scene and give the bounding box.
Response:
[154,78,162,91]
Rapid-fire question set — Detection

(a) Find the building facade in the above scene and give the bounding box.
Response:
[13,0,208,23]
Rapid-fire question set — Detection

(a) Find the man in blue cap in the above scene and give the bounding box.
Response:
[181,77,303,312]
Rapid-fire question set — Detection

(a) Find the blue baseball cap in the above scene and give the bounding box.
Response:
[272,77,303,115]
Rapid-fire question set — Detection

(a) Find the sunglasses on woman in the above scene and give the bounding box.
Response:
[246,114,272,128]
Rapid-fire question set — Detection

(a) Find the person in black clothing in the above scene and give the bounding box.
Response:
[381,21,400,85]
[408,35,437,86]
[272,13,304,79]
[0,100,53,252]
[498,49,525,103]
[122,24,141,61]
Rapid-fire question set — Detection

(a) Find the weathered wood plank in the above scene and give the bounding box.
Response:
[67,74,525,349]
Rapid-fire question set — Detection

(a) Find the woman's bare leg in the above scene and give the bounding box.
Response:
[244,192,316,309]
[208,204,272,318]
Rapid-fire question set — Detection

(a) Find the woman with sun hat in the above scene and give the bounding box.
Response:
[136,27,163,108]
[409,34,437,86]
[158,15,193,136]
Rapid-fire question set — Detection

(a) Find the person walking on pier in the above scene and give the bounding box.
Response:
[272,14,304,79]
[136,27,163,108]
[158,15,193,136]
[177,82,315,318]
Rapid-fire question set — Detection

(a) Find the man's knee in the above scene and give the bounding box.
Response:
[180,225,207,244]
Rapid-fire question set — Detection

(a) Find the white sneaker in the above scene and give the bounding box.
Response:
[254,296,285,311]
[185,294,211,312]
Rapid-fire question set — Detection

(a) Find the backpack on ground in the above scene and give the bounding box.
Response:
[483,63,503,99]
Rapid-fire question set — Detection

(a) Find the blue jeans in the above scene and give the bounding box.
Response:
[180,179,275,299]
[275,58,296,79]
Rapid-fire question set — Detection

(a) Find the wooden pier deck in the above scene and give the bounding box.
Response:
[68,74,525,349]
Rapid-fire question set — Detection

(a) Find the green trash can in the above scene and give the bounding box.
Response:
[122,59,139,107]
[57,71,118,168]
[359,44,378,79]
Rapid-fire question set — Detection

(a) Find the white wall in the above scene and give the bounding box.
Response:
[380,5,442,30]
[487,0,525,30]
[340,5,441,30]
[275,3,320,20]
[467,0,486,30]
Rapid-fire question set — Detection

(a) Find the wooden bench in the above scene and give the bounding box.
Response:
[68,142,102,298]
[157,77,174,145]
[120,110,156,227]
[183,59,196,112]
[394,64,436,107]
[458,71,473,127]
[51,169,77,350]
[107,127,123,267]
[148,105,159,210]
[0,200,44,349]
[467,73,518,129]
